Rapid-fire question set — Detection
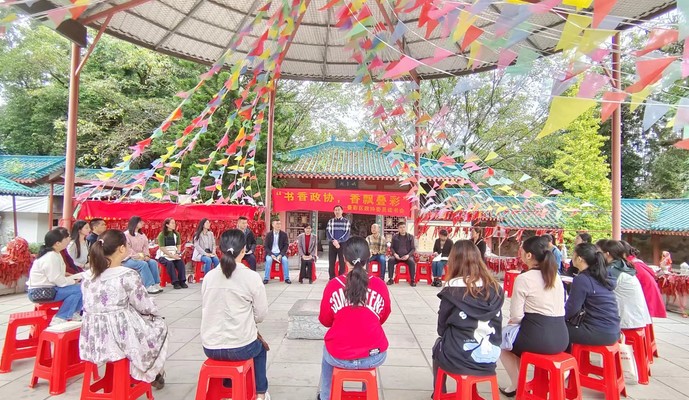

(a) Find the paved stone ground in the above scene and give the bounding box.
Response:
[0,261,687,399]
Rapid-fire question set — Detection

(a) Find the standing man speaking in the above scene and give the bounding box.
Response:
[326,205,350,280]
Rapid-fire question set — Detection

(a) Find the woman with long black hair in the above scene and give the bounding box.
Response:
[565,243,620,348]
[67,220,91,269]
[201,229,270,400]
[499,235,568,397]
[124,216,163,294]
[192,218,220,274]
[318,236,391,400]
[156,218,187,289]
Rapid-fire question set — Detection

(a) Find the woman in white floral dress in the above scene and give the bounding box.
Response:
[79,229,168,388]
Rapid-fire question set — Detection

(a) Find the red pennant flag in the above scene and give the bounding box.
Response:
[674,138,689,150]
[625,57,675,93]
[592,0,618,28]
[601,91,627,122]
[461,25,484,51]
[137,138,152,147]
[635,29,679,57]
[318,0,339,11]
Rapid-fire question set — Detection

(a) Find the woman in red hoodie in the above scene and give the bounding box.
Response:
[623,242,667,318]
[318,236,391,400]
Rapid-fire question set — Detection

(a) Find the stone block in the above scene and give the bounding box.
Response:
[287,299,328,340]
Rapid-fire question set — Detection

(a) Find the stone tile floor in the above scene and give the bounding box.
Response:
[0,263,688,399]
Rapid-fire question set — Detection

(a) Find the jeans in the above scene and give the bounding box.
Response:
[370,255,387,279]
[244,253,257,271]
[158,258,186,284]
[319,346,387,400]
[328,241,346,279]
[387,258,416,282]
[123,258,160,287]
[54,284,83,320]
[264,254,289,280]
[431,260,447,277]
[204,339,268,394]
[200,255,220,274]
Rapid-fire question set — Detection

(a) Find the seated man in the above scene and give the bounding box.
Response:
[366,223,387,279]
[263,219,291,284]
[237,216,257,270]
[297,224,317,284]
[387,222,416,287]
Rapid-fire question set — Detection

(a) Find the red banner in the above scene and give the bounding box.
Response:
[77,200,260,221]
[272,188,411,217]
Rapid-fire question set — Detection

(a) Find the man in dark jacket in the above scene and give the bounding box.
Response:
[387,222,416,287]
[237,216,257,270]
[263,219,291,284]
[433,276,503,394]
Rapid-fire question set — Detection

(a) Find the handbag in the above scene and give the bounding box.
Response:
[567,308,587,328]
[619,333,639,383]
[28,287,57,303]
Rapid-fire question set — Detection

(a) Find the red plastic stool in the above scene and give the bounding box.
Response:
[416,262,433,285]
[369,261,380,275]
[81,358,153,399]
[571,342,626,400]
[311,260,318,282]
[268,259,285,282]
[433,367,499,400]
[393,263,411,284]
[645,324,658,361]
[194,261,205,283]
[0,310,49,373]
[516,352,581,400]
[622,328,650,385]
[30,326,85,395]
[158,262,171,287]
[503,270,520,298]
[195,358,256,400]
[441,265,448,280]
[331,367,379,400]
[34,301,63,323]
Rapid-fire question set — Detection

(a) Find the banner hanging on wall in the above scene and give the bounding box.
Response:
[272,188,411,217]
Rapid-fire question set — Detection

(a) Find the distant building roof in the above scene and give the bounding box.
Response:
[0,155,65,184]
[0,176,38,197]
[621,198,689,235]
[277,140,464,181]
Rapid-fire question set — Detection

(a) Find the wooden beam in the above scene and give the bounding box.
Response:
[81,0,154,24]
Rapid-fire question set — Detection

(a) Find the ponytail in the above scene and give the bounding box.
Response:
[219,229,246,279]
[540,250,558,289]
[522,235,558,289]
[38,228,65,259]
[574,243,614,290]
[342,236,371,306]
[89,230,127,278]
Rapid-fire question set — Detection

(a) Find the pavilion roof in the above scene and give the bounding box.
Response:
[0,155,66,184]
[20,0,677,82]
[0,176,38,197]
[621,198,689,235]
[276,139,463,180]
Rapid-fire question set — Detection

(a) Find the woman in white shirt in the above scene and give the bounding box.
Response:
[27,228,84,326]
[499,235,568,397]
[201,229,269,400]
[67,220,91,269]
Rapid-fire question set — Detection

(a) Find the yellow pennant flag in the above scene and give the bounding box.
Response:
[563,0,593,8]
[465,153,480,163]
[537,97,597,138]
[577,29,617,55]
[451,10,478,43]
[467,40,482,69]
[630,86,652,112]
[556,14,592,51]
[484,151,499,162]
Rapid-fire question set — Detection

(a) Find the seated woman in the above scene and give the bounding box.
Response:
[67,220,91,270]
[623,242,667,319]
[192,218,220,274]
[318,236,391,400]
[565,243,620,349]
[124,216,163,294]
[79,230,167,389]
[431,229,453,287]
[27,228,83,326]
[600,240,652,330]
[201,229,270,399]
[57,227,83,275]
[432,241,503,396]
[499,235,568,397]
[156,218,187,289]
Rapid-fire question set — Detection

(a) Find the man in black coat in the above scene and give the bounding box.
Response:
[237,216,257,270]
[387,222,417,287]
[263,219,291,284]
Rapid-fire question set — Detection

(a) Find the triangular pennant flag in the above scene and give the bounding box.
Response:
[537,97,597,138]
[519,174,532,182]
[674,97,689,130]
[47,8,69,26]
[577,28,616,54]
[630,86,652,112]
[563,0,593,7]
[601,91,627,122]
[484,151,499,162]
[635,28,679,57]
[578,73,608,98]
[497,49,518,70]
[592,0,618,28]
[461,25,484,51]
[556,14,592,51]
[382,56,421,79]
[642,100,671,131]
[530,0,561,14]
[451,10,478,42]
[626,57,675,93]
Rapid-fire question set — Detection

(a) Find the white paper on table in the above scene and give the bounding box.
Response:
[433,255,448,262]
[560,276,573,284]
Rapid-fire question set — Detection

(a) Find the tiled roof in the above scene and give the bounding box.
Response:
[74,168,148,188]
[0,176,38,196]
[0,155,65,184]
[277,140,464,180]
[621,199,689,234]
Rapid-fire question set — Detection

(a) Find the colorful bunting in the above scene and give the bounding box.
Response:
[537,97,596,138]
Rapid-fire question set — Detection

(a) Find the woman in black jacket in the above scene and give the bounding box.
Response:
[432,240,504,396]
[431,229,453,287]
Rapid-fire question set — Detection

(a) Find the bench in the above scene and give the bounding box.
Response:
[287,299,328,340]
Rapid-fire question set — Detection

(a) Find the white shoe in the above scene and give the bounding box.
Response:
[49,317,68,326]
[147,285,163,294]
[154,284,163,292]
[258,392,270,400]
[71,313,82,321]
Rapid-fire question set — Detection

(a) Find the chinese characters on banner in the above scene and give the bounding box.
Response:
[272,188,411,217]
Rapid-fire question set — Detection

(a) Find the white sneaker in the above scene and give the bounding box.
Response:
[71,313,82,321]
[147,285,162,294]
[259,392,270,400]
[154,284,163,292]
[49,317,68,326]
